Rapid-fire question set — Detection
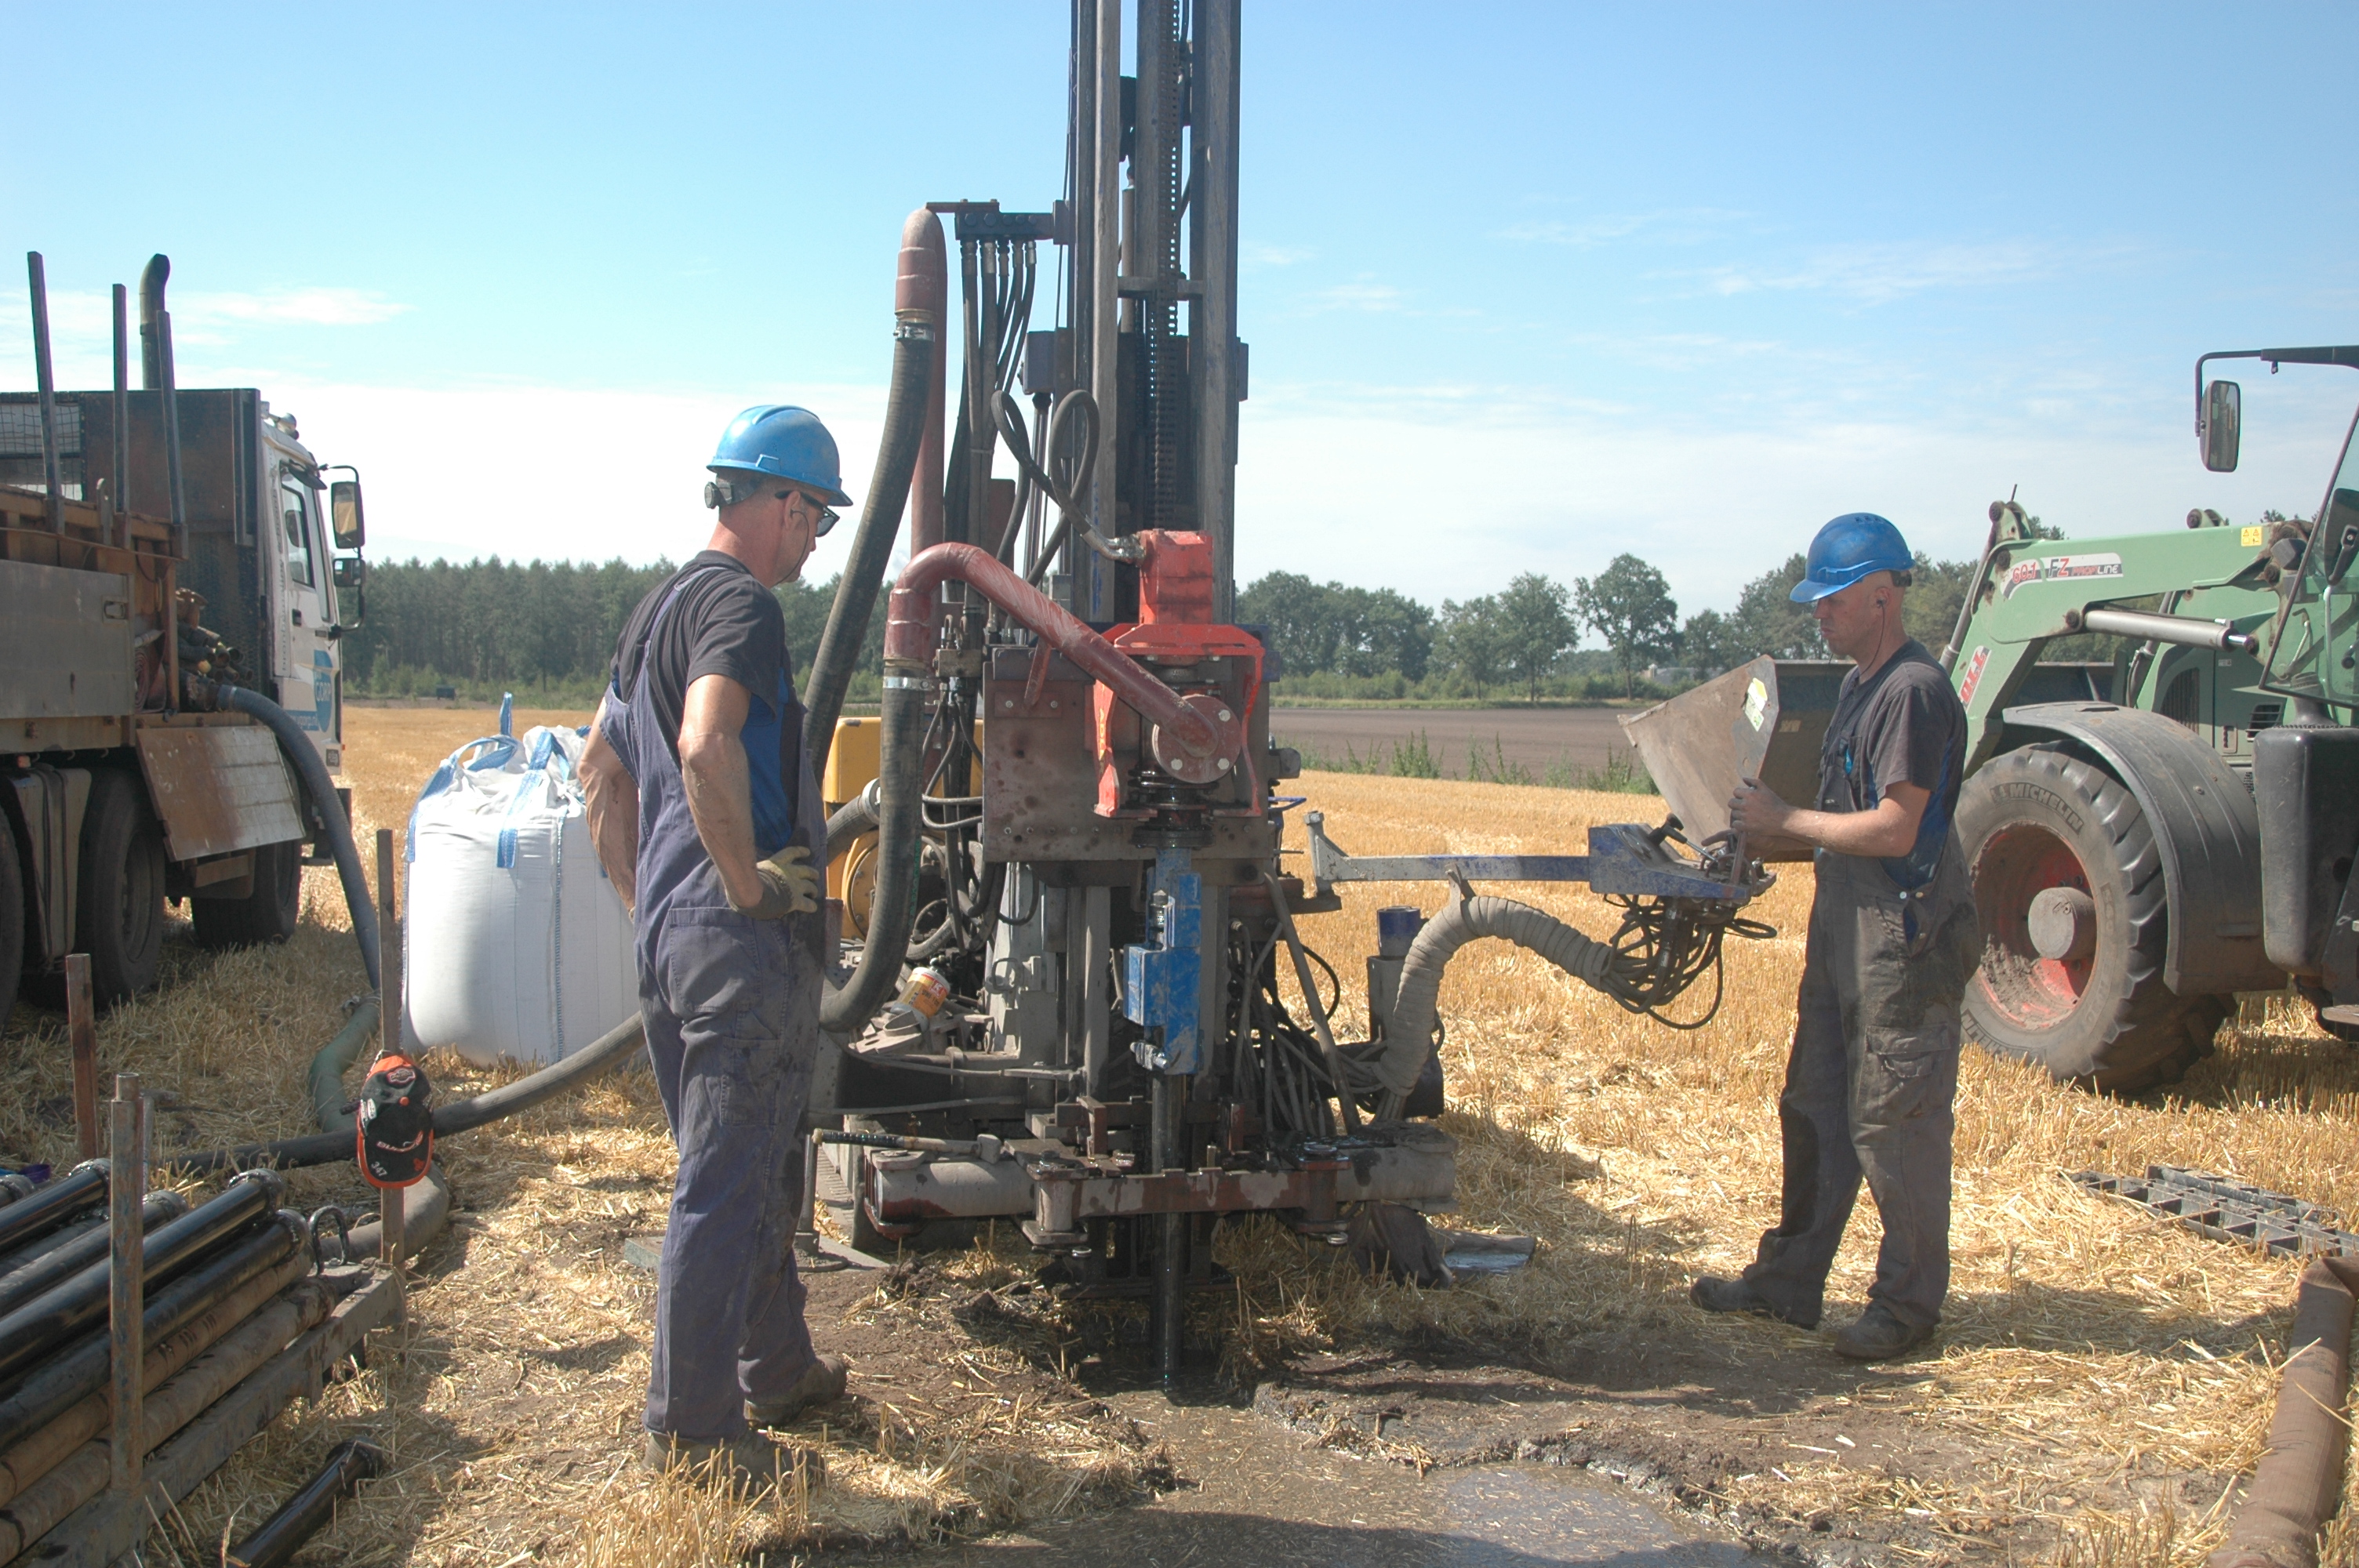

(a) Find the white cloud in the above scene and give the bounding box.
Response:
[1681,240,2056,305]
[179,288,410,328]
[1241,241,1314,269]
[1234,376,2354,615]
[1301,279,1405,313]
[1498,208,1746,249]
[259,379,892,577]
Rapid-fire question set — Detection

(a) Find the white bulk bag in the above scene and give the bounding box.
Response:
[402,723,637,1066]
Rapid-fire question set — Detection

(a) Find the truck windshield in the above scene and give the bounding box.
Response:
[280,479,318,590]
[2263,401,2359,708]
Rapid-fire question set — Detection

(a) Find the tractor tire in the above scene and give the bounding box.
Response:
[0,821,23,1033]
[75,771,166,1007]
[192,838,304,951]
[1957,743,2226,1093]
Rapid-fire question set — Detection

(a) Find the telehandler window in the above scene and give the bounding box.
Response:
[281,478,319,589]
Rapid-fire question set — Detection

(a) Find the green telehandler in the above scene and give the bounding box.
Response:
[1934,346,2359,1089]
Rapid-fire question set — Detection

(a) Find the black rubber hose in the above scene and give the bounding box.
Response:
[227,1439,387,1568]
[162,1011,649,1173]
[820,679,925,1036]
[217,684,379,990]
[0,1168,281,1388]
[0,1213,300,1457]
[1379,896,1630,1106]
[805,316,934,786]
[824,781,881,866]
[0,1189,187,1318]
[0,1162,107,1263]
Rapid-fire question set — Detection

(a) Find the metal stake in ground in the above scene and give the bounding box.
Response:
[107,1073,147,1501]
[67,955,100,1163]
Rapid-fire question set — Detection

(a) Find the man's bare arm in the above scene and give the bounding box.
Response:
[580,694,640,910]
[1728,777,1929,861]
[678,673,763,909]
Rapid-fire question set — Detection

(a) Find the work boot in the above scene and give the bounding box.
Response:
[746,1352,852,1429]
[1688,1274,1819,1330]
[1833,1303,1936,1361]
[642,1431,824,1491]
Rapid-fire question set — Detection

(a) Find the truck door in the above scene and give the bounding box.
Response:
[272,469,338,753]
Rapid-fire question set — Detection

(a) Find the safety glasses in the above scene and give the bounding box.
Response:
[776,488,838,537]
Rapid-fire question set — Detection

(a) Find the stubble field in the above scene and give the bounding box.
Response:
[2,704,2356,1565]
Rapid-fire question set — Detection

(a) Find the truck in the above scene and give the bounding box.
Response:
[0,252,369,1027]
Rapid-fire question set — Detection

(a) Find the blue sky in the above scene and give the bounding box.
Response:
[7,2,2357,622]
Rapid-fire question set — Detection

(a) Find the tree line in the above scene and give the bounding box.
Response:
[340,557,881,704]
[342,517,2086,708]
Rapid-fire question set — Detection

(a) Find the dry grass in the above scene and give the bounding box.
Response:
[5,715,2354,1564]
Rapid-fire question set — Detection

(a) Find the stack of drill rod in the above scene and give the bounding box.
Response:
[0,1152,385,1566]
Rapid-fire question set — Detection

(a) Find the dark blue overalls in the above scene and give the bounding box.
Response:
[601,566,829,1440]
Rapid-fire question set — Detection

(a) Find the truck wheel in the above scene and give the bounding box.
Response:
[192,840,304,951]
[76,771,166,1007]
[1957,744,2223,1092]
[0,822,23,1032]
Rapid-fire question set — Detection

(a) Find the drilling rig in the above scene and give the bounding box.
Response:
[795,1,1771,1386]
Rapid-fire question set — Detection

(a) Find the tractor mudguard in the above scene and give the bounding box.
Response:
[1999,702,2283,996]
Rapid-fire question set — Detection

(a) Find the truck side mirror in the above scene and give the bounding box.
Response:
[332,556,365,590]
[2201,379,2241,473]
[330,478,366,549]
[332,555,366,625]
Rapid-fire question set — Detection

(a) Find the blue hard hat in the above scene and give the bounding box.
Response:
[708,405,854,507]
[1790,513,1915,603]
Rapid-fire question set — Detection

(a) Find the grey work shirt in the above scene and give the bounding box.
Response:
[1816,639,1967,890]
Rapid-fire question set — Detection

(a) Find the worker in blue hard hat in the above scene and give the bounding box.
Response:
[1689,512,1979,1362]
[579,404,853,1484]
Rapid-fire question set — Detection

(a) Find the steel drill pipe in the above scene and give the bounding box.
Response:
[0,1171,280,1389]
[0,1192,187,1319]
[882,541,1224,757]
[0,1244,309,1510]
[0,1218,105,1301]
[0,1216,300,1462]
[0,1165,107,1264]
[0,1280,336,1562]
[224,1438,386,1568]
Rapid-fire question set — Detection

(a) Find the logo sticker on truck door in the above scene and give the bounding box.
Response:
[314,648,334,732]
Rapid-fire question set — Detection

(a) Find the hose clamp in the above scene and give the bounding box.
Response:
[881,674,936,692]
[893,320,937,343]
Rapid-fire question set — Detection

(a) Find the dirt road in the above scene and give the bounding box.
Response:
[1268,706,1639,777]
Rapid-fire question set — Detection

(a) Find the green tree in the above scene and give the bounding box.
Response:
[1677,607,1741,679]
[1492,572,1576,702]
[1573,554,1679,697]
[1437,595,1508,696]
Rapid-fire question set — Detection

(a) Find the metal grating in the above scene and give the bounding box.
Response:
[0,401,82,457]
[2071,1163,2359,1258]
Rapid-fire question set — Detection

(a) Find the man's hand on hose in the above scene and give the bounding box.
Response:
[727,846,821,920]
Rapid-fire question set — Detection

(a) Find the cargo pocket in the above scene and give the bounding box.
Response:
[660,905,789,1044]
[1856,1025,1958,1126]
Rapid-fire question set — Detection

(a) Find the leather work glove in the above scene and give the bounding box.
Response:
[731,845,821,920]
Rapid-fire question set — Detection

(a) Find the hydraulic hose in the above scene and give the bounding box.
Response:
[824,782,881,866]
[1377,896,1629,1115]
[2212,1255,2358,1568]
[165,1010,649,1173]
[0,1168,281,1388]
[308,996,382,1134]
[216,684,380,990]
[226,1439,387,1568]
[821,681,926,1036]
[805,210,940,784]
[882,541,1228,760]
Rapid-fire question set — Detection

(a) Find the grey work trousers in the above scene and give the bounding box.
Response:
[1743,847,1979,1330]
[640,903,820,1440]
